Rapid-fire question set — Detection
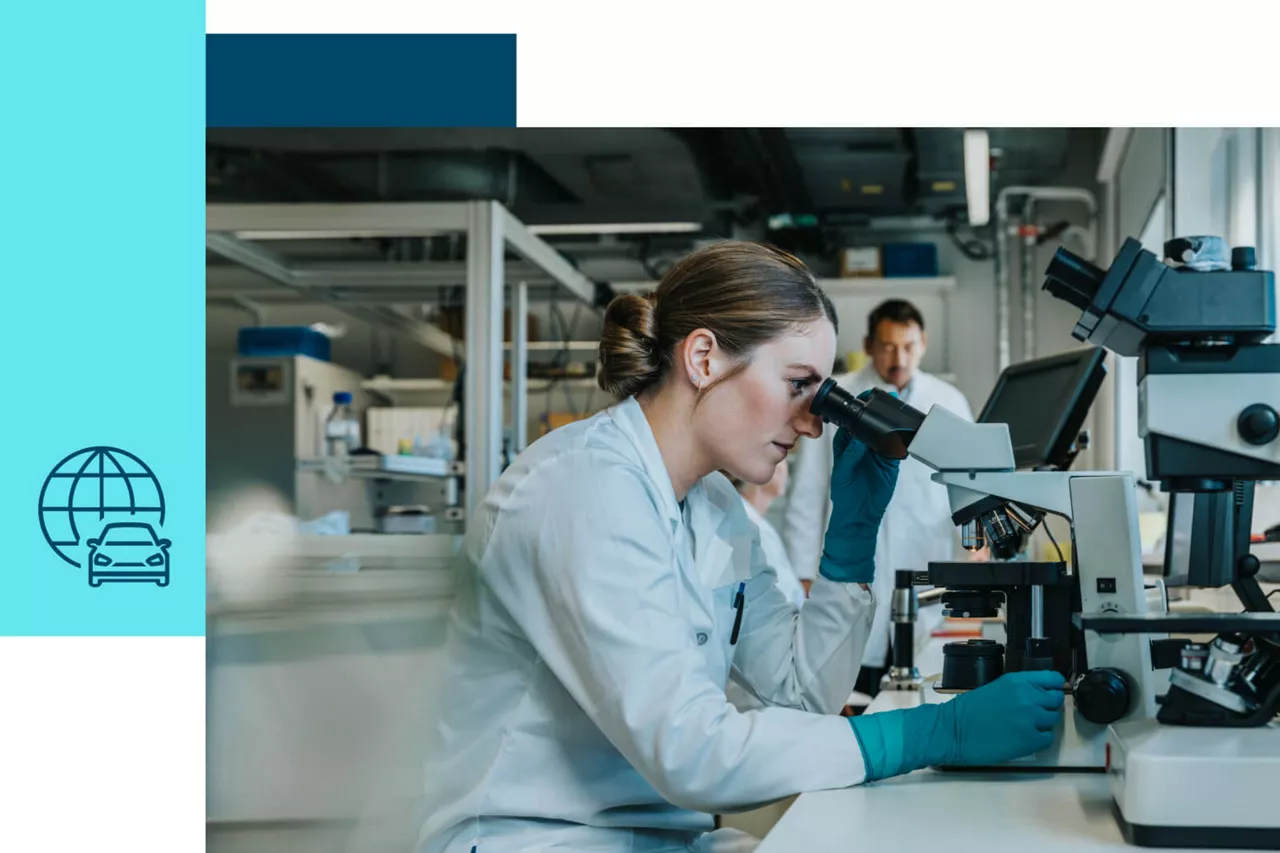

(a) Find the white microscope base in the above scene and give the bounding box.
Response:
[1108,719,1280,849]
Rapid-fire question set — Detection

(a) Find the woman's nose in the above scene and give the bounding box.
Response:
[795,409,824,439]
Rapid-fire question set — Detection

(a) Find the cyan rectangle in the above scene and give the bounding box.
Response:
[2,1,205,636]
[206,34,518,127]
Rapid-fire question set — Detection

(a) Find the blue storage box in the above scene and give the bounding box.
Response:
[237,326,331,361]
[880,242,940,278]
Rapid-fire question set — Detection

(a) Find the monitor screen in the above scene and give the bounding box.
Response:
[978,347,1107,470]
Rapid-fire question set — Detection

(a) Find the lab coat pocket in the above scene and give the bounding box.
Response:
[710,581,747,682]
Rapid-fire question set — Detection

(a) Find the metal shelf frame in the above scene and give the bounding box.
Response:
[206,200,598,521]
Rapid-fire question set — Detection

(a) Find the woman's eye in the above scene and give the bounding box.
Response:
[789,379,807,396]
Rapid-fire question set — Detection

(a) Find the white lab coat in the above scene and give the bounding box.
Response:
[783,365,974,668]
[741,500,807,612]
[417,396,874,853]
[726,501,807,713]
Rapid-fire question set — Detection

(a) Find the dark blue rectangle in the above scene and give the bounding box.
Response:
[207,34,516,127]
[238,326,332,361]
[881,242,940,277]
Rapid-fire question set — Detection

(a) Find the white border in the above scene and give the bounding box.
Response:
[205,1,1280,127]
[0,638,205,851]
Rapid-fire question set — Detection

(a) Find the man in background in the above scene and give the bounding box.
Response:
[784,298,974,697]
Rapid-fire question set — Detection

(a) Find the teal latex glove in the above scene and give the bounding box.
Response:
[847,670,1066,781]
[818,391,901,584]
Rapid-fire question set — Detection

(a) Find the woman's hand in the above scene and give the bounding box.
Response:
[817,395,902,584]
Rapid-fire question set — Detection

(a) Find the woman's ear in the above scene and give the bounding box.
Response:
[681,328,719,389]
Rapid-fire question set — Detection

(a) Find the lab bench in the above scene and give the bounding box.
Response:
[207,533,465,852]
[760,685,1272,852]
[761,640,1276,853]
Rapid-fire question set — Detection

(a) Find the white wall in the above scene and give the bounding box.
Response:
[1101,127,1277,507]
[1116,129,1169,245]
[1173,128,1258,244]
[1098,129,1170,486]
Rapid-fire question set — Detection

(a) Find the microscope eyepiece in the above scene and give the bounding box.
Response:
[809,379,927,460]
[1044,247,1107,312]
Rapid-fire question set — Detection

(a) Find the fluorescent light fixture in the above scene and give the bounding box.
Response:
[233,230,451,240]
[526,221,702,236]
[963,129,991,227]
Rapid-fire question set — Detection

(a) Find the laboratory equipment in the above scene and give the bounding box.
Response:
[812,354,1158,772]
[1041,234,1280,848]
[882,569,924,691]
[977,346,1107,471]
[208,354,459,532]
[209,355,373,521]
[325,391,361,458]
[237,325,332,362]
[939,639,1004,691]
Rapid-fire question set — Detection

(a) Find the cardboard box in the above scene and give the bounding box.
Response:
[439,356,522,382]
[541,411,593,435]
[436,308,540,382]
[435,307,539,342]
[839,246,882,278]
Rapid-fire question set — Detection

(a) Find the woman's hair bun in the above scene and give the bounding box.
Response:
[597,292,663,399]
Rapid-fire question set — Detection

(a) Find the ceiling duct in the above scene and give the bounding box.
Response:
[784,129,913,214]
[208,147,580,207]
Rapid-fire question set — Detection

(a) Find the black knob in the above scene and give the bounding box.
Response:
[1075,667,1131,725]
[1238,553,1261,579]
[1232,246,1257,270]
[1238,404,1280,446]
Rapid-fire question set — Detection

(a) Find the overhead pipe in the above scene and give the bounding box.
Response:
[994,201,1013,371]
[1021,215,1038,364]
[231,296,266,327]
[994,186,1098,368]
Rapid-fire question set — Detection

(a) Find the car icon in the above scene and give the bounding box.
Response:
[85,522,171,588]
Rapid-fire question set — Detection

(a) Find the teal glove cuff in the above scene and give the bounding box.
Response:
[847,702,957,782]
[818,553,874,584]
[847,710,905,782]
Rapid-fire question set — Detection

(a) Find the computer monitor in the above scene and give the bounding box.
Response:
[977,347,1108,471]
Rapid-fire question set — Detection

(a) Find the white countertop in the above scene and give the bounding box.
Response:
[761,654,1273,852]
[757,768,1147,852]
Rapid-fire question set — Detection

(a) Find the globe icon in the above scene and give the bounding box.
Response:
[38,447,166,568]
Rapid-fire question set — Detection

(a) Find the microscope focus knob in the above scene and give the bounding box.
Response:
[1238,404,1280,446]
[1075,667,1131,725]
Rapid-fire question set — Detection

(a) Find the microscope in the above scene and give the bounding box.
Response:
[812,348,1163,773]
[1041,234,1280,849]
[813,233,1280,848]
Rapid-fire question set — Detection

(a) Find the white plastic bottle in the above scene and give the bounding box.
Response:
[325,392,361,458]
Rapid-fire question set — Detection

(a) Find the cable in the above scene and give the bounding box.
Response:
[1036,220,1071,245]
[635,236,677,282]
[1044,523,1066,564]
[945,216,994,261]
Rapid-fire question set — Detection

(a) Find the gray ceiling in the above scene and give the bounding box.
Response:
[208,128,1090,219]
